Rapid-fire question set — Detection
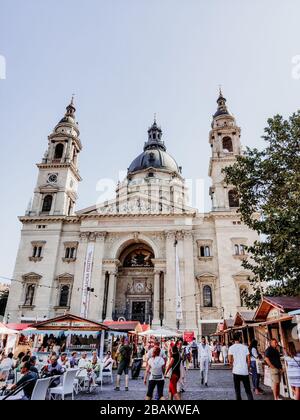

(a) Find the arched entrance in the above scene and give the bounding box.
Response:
[114,243,154,324]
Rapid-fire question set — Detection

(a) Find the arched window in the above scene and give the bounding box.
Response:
[228,189,239,207]
[59,285,70,307]
[205,246,211,257]
[65,247,76,259]
[234,244,240,255]
[239,286,247,307]
[203,285,213,307]
[42,195,53,213]
[54,143,64,159]
[222,137,233,153]
[24,284,35,306]
[240,244,245,255]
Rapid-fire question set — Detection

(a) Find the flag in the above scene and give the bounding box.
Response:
[175,239,183,321]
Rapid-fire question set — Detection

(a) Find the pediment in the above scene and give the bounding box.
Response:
[38,184,59,192]
[77,190,196,216]
[196,272,216,280]
[22,272,42,280]
[56,273,74,280]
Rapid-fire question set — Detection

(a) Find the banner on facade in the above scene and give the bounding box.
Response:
[175,239,183,321]
[80,242,95,318]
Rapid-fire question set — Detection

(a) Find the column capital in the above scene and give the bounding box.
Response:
[95,232,107,242]
[165,231,176,241]
[182,230,193,240]
[79,231,90,242]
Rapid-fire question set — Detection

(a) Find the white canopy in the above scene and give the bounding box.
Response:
[139,328,181,338]
[0,323,19,335]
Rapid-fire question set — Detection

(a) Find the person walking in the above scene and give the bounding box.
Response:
[221,343,229,365]
[228,333,253,400]
[198,336,211,386]
[216,342,222,363]
[284,342,300,400]
[249,340,263,395]
[165,345,181,400]
[115,338,132,392]
[190,338,199,369]
[264,338,283,400]
[144,346,165,400]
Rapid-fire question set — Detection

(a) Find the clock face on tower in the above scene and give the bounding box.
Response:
[47,173,58,184]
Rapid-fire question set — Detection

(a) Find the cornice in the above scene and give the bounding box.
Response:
[36,162,82,182]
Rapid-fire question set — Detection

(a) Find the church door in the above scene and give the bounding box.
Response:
[131,301,146,323]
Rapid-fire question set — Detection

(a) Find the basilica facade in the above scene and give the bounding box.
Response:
[5,92,257,336]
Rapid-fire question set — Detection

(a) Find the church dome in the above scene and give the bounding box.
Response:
[128,148,179,173]
[128,119,180,175]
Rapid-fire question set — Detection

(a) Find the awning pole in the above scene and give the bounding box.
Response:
[99,330,105,360]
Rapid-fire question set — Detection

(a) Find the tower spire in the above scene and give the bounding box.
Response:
[214,87,230,118]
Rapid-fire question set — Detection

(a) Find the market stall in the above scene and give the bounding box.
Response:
[0,323,19,354]
[103,320,148,359]
[252,296,300,399]
[21,313,108,361]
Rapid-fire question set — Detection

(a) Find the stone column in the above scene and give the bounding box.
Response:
[183,230,198,332]
[86,232,106,321]
[70,232,90,315]
[165,231,177,329]
[152,269,161,327]
[103,260,119,321]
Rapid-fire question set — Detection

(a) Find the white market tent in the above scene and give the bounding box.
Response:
[138,328,181,338]
[0,323,19,335]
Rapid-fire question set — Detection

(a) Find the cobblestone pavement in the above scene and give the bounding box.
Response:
[74,367,274,401]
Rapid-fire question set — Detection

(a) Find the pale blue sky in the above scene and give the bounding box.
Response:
[0,0,300,281]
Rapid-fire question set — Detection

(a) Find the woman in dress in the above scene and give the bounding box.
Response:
[165,345,181,400]
[249,340,264,395]
[285,342,300,400]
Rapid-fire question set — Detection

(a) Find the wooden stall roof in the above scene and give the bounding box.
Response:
[233,311,255,327]
[32,313,108,331]
[103,320,145,333]
[212,318,234,335]
[254,296,300,321]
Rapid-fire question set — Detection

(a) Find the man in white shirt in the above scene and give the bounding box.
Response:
[198,337,212,386]
[228,333,253,400]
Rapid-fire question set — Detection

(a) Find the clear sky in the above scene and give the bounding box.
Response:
[0,0,300,281]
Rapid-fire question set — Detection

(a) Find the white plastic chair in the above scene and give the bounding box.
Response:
[50,369,78,400]
[97,363,113,390]
[74,368,89,393]
[31,377,52,400]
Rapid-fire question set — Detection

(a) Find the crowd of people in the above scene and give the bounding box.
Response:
[0,333,299,400]
[0,349,114,400]
[112,333,300,401]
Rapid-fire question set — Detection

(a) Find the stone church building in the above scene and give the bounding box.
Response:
[5,92,257,336]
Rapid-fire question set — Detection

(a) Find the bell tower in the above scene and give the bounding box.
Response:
[28,98,82,217]
[208,90,242,211]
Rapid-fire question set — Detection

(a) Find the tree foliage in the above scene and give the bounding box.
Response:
[223,112,300,308]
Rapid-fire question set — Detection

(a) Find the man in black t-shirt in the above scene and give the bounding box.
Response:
[190,338,199,369]
[115,339,132,391]
[265,339,283,400]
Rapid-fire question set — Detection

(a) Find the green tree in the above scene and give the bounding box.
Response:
[223,112,300,308]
